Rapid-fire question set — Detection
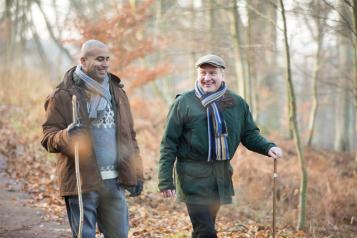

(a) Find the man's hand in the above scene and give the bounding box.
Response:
[67,122,88,146]
[127,180,143,197]
[161,189,176,198]
[268,146,283,159]
[67,122,86,137]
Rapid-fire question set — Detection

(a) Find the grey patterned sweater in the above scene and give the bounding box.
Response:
[90,103,118,180]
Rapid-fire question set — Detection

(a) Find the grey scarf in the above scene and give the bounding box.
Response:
[74,65,112,119]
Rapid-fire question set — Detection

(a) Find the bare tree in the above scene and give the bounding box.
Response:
[279,0,308,230]
[352,0,357,172]
[205,0,217,51]
[320,0,357,172]
[230,0,248,100]
[306,1,329,146]
[4,0,14,64]
[33,0,73,62]
[246,0,278,124]
[328,0,353,152]
[151,0,173,105]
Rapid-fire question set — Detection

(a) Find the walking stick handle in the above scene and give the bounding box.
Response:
[72,95,79,124]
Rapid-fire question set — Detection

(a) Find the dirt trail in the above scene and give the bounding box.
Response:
[0,154,70,238]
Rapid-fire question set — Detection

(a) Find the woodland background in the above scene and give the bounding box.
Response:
[0,0,356,237]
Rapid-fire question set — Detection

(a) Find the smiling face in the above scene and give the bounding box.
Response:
[197,64,224,93]
[80,46,110,82]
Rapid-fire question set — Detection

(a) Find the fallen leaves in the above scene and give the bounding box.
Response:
[1,104,356,237]
[0,106,65,222]
[0,106,324,237]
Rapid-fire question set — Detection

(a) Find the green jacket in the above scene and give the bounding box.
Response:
[158,90,275,204]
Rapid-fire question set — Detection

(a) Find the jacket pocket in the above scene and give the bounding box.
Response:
[177,160,213,177]
[176,161,215,199]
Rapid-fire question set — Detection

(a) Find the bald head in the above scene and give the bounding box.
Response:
[80,39,108,58]
[79,39,110,82]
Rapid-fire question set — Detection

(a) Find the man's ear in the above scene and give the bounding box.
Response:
[80,57,86,66]
[220,69,225,78]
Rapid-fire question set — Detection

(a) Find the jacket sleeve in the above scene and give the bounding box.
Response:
[240,101,276,156]
[158,97,184,191]
[41,90,73,157]
[126,94,144,181]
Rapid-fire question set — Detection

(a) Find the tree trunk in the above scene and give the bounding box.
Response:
[150,0,172,105]
[5,0,14,65]
[246,0,279,128]
[247,9,256,119]
[279,0,308,230]
[307,29,323,146]
[190,0,198,81]
[207,0,216,51]
[34,0,73,62]
[230,0,247,99]
[334,82,351,152]
[352,0,357,172]
[29,13,50,68]
[334,1,353,152]
[355,98,357,172]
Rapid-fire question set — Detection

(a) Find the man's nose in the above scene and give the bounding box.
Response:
[102,60,109,67]
[203,74,211,81]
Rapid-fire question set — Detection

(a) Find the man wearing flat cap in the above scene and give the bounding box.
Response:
[158,54,282,238]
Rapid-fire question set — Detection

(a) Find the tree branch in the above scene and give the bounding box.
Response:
[246,2,283,32]
[321,0,357,37]
[29,10,50,68]
[34,0,73,62]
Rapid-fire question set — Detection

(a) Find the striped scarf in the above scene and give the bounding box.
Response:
[194,81,230,161]
[74,65,112,119]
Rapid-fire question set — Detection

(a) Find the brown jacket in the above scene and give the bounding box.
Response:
[41,66,143,196]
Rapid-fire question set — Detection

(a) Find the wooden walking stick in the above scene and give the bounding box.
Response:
[273,158,277,238]
[72,95,84,238]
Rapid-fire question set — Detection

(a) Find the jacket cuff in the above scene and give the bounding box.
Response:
[158,182,175,192]
[264,143,277,156]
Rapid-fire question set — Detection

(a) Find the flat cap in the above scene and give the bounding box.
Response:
[195,54,226,69]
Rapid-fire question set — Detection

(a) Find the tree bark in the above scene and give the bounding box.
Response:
[334,1,352,152]
[5,0,14,64]
[230,0,247,99]
[307,20,323,146]
[352,0,357,172]
[151,0,172,105]
[29,12,50,68]
[246,0,279,127]
[279,0,308,230]
[306,43,320,146]
[247,13,258,120]
[207,0,216,51]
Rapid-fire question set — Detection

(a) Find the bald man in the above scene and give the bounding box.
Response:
[41,39,143,238]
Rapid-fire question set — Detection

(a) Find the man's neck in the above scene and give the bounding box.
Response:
[93,77,104,83]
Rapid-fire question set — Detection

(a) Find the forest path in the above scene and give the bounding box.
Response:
[0,154,70,238]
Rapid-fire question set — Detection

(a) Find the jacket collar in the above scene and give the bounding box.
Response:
[219,91,236,108]
[61,66,124,89]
